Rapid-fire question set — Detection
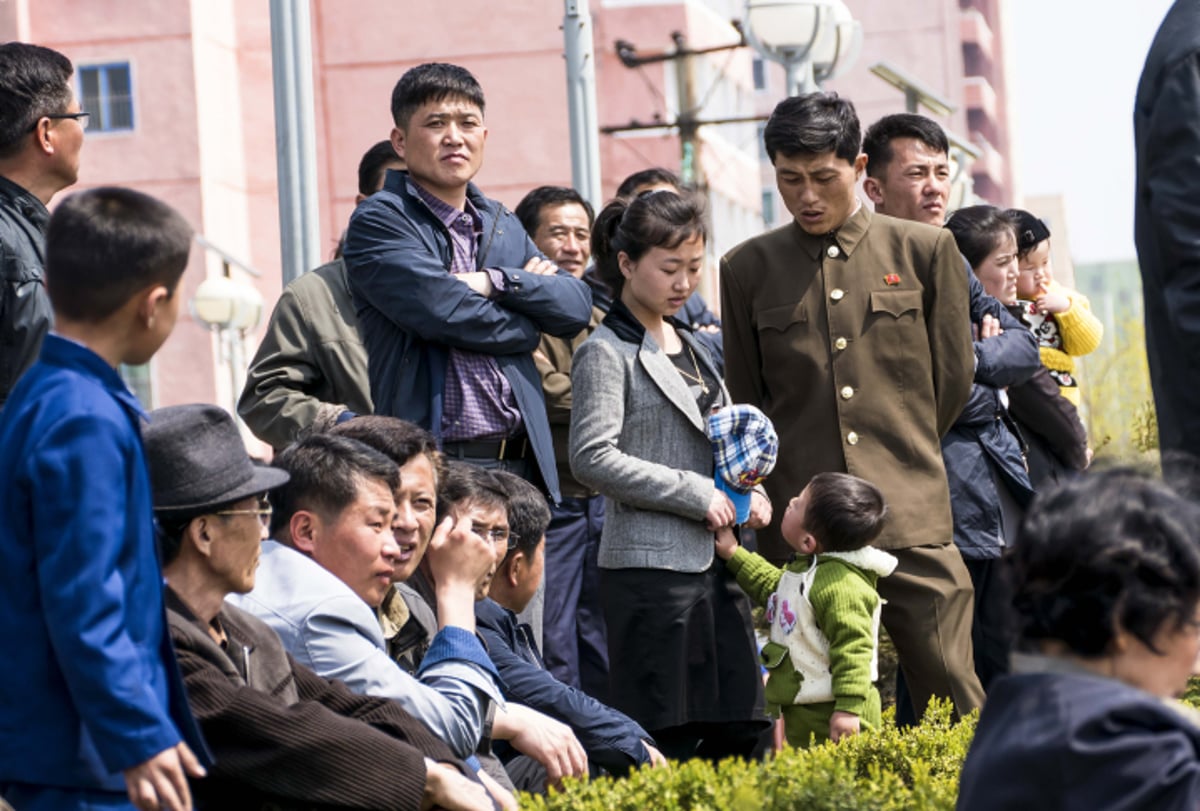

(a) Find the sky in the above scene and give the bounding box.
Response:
[1008,0,1174,264]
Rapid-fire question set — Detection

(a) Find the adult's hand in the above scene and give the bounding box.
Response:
[123,742,205,811]
[420,759,493,811]
[477,768,518,811]
[643,742,668,768]
[496,703,587,787]
[705,489,736,531]
[745,491,772,530]
[523,256,559,276]
[428,515,495,632]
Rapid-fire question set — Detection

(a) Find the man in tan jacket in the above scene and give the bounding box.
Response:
[720,93,983,722]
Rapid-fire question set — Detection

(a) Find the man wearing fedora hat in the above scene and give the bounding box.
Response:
[146,403,504,811]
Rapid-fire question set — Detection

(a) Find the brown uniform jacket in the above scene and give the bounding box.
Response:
[166,589,463,811]
[720,206,973,561]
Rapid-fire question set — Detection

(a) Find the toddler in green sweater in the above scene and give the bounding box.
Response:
[716,472,895,748]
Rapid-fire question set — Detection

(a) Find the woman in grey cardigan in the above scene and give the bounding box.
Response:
[569,191,767,761]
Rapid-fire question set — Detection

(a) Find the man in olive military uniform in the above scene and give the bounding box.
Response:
[720,93,983,723]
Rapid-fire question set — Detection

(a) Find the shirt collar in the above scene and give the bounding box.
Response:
[411,180,482,231]
[791,200,871,261]
[41,333,147,420]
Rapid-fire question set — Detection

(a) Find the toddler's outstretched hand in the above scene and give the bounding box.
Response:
[829,710,860,743]
[714,526,739,561]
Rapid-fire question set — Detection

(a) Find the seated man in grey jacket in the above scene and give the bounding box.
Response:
[232,430,586,783]
[145,403,505,811]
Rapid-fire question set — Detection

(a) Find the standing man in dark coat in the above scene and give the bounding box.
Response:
[0,42,83,406]
[721,93,982,722]
[1135,0,1200,475]
[343,63,591,503]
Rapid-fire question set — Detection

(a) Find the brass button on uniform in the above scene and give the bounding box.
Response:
[840,386,854,400]
[834,337,848,350]
[827,245,840,258]
[830,288,845,301]
[847,431,859,445]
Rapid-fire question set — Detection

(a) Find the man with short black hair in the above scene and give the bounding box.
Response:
[721,93,983,723]
[344,63,591,501]
[229,432,502,761]
[0,42,84,405]
[477,471,663,791]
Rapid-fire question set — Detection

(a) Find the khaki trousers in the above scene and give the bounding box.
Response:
[877,542,985,721]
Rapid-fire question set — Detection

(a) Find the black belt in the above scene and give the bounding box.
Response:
[442,436,529,461]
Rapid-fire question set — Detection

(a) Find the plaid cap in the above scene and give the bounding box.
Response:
[708,404,779,492]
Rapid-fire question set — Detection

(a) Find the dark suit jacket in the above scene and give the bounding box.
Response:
[1135,0,1200,464]
[958,656,1200,811]
[166,589,464,811]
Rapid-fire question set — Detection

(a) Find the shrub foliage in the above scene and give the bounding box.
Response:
[521,701,974,811]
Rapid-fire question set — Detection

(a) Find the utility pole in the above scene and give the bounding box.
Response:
[563,0,603,212]
[608,26,757,193]
[269,0,321,285]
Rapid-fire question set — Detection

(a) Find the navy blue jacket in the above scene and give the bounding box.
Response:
[0,336,209,792]
[958,660,1200,810]
[475,598,651,773]
[344,171,593,502]
[942,271,1039,559]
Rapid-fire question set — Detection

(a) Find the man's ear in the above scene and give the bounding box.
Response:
[863,175,884,207]
[504,552,525,589]
[290,510,320,555]
[136,284,172,329]
[390,126,406,162]
[184,516,214,559]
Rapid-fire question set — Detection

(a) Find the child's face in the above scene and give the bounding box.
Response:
[1017,239,1053,300]
[781,485,818,555]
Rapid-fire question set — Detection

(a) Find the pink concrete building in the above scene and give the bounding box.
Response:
[1,0,1014,415]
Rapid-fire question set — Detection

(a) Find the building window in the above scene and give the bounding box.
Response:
[761,190,776,225]
[756,122,769,161]
[78,63,134,132]
[752,57,767,91]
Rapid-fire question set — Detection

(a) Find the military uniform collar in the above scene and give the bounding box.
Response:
[790,201,871,261]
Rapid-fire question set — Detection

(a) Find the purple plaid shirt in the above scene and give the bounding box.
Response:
[412,183,523,441]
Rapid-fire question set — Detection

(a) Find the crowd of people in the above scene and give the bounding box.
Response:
[2,6,1200,807]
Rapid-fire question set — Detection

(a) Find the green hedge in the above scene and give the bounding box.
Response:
[520,686,1200,810]
[520,700,975,811]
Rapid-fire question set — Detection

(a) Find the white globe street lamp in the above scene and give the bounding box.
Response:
[743,0,862,97]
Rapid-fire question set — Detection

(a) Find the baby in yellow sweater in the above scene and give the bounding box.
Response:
[1005,209,1103,407]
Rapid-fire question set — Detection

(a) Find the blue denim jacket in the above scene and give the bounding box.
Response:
[343,171,592,503]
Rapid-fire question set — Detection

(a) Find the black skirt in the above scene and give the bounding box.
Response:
[600,561,766,732]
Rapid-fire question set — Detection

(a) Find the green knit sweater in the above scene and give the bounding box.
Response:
[728,546,896,718]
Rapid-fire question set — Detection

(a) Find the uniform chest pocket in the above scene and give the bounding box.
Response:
[869,290,922,320]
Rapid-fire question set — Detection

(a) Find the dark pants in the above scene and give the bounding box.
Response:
[541,495,610,702]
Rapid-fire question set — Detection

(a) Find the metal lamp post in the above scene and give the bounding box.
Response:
[192,275,264,419]
[743,0,862,97]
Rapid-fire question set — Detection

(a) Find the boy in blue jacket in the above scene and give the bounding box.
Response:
[0,188,208,811]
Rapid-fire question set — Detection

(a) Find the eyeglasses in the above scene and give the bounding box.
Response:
[215,498,273,527]
[472,523,518,551]
[37,111,90,131]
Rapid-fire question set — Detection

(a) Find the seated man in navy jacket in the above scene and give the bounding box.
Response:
[479,471,666,790]
[343,62,591,503]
